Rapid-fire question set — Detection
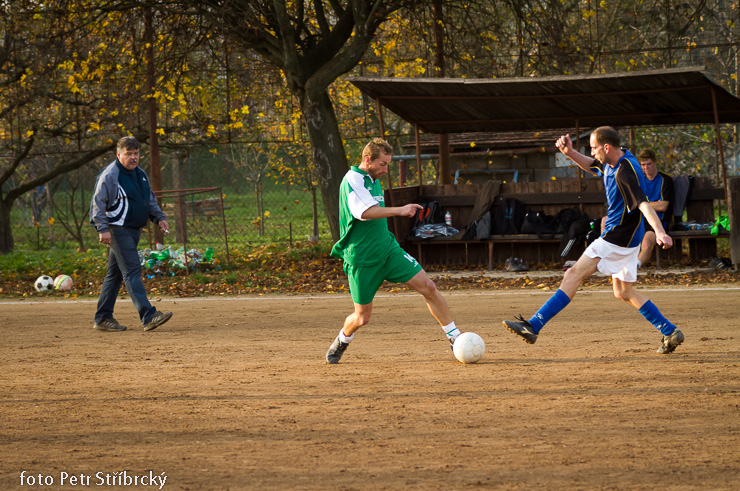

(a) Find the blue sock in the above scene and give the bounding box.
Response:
[528,289,571,333]
[638,301,676,336]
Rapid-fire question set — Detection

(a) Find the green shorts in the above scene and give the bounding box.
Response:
[344,246,422,305]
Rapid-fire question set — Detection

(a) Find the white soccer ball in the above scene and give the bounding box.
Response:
[54,274,74,292]
[453,332,486,364]
[34,275,54,293]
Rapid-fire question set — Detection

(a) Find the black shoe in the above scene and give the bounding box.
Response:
[710,257,732,270]
[505,257,529,272]
[502,315,538,344]
[93,318,127,332]
[143,311,172,331]
[657,328,684,354]
[326,336,350,364]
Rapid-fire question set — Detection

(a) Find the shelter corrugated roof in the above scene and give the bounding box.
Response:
[349,67,740,134]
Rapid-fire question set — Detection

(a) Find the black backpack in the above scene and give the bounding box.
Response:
[412,201,444,228]
[408,201,445,239]
[521,210,557,238]
[585,217,601,245]
[554,207,582,235]
[492,198,525,235]
[559,215,592,257]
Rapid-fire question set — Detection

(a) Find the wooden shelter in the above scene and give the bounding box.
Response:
[350,66,740,192]
[349,67,740,266]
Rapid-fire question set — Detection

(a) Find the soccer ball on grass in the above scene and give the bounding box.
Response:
[34,275,55,293]
[54,274,74,292]
[453,332,486,364]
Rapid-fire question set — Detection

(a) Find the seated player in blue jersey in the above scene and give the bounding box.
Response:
[502,127,684,354]
[636,149,674,267]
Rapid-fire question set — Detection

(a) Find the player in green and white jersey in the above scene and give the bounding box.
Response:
[325,138,461,364]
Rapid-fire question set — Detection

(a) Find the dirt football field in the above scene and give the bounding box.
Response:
[2,285,740,490]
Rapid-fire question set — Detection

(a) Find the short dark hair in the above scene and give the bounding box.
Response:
[117,136,140,153]
[592,126,621,148]
[638,149,657,162]
[363,137,393,162]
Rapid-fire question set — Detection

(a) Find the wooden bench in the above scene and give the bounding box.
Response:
[400,181,606,268]
[410,234,565,270]
[388,178,729,269]
[652,183,727,268]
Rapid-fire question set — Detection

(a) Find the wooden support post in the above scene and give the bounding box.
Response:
[575,120,584,215]
[439,134,451,184]
[711,87,730,196]
[415,124,423,194]
[728,177,740,268]
[375,97,399,239]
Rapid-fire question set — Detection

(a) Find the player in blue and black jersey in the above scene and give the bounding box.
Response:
[502,127,684,354]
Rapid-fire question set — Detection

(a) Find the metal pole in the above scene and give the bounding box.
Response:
[218,187,230,264]
[177,193,188,275]
[711,87,730,198]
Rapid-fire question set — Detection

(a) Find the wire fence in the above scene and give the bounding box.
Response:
[9,142,336,253]
[9,128,739,254]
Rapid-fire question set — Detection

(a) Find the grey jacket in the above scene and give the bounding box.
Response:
[90,160,166,233]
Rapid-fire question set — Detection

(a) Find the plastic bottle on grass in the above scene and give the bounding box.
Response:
[204,247,215,261]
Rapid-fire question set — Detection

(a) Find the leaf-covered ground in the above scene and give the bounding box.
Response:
[1,242,737,299]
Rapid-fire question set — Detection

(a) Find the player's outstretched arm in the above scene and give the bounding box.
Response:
[362,203,423,220]
[639,201,673,249]
[555,134,598,176]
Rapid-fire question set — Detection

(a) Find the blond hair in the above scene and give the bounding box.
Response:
[362,138,393,162]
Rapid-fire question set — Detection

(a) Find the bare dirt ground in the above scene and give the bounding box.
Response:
[2,286,740,490]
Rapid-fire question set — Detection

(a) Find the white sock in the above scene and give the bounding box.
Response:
[338,328,354,344]
[442,322,460,341]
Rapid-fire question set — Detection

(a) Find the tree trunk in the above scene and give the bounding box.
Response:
[300,89,347,241]
[0,199,15,254]
[310,186,319,243]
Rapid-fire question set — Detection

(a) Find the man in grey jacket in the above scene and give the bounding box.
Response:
[90,136,173,332]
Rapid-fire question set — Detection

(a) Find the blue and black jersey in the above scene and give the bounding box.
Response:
[589,149,648,248]
[90,159,166,233]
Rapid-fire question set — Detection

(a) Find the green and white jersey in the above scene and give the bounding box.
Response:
[330,166,397,266]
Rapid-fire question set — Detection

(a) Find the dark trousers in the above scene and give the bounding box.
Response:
[95,227,156,325]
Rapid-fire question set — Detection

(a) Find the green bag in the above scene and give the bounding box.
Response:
[710,215,730,235]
